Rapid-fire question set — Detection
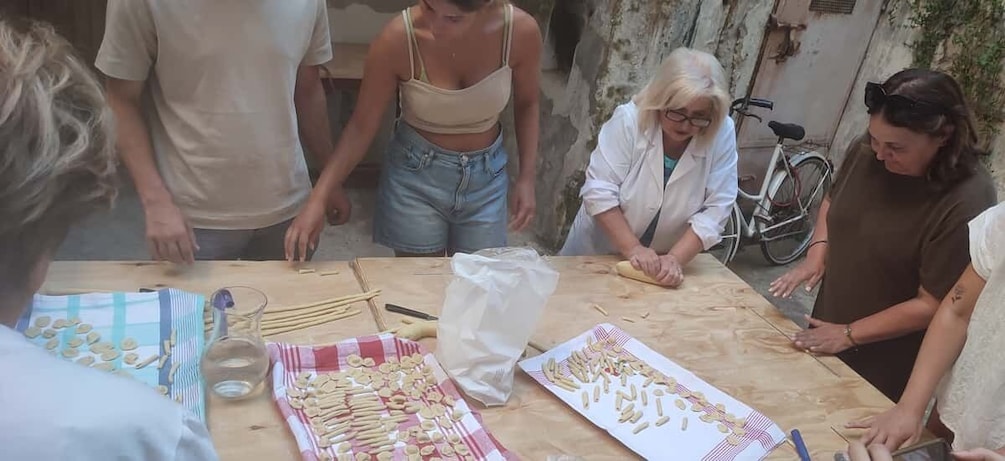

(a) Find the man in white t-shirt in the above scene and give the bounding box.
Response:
[96,0,334,262]
[0,18,218,460]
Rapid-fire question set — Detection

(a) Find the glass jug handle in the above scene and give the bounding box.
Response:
[210,288,234,337]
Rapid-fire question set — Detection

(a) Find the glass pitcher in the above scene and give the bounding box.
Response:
[200,286,269,399]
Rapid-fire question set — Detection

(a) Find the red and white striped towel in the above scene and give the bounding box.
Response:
[268,334,514,461]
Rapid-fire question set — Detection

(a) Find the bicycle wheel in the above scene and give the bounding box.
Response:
[707,204,742,265]
[759,155,832,265]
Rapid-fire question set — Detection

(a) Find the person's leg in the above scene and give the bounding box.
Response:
[372,125,453,256]
[192,228,254,260]
[448,143,508,255]
[242,219,304,261]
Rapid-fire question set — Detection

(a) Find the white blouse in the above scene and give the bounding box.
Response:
[937,201,1005,451]
[559,101,738,256]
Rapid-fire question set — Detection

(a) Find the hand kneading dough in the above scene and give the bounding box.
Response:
[614,261,667,287]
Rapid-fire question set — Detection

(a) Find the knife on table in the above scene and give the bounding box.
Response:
[384,303,438,321]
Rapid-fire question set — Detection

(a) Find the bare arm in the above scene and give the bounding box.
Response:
[284,21,406,261]
[668,229,703,265]
[848,285,942,345]
[805,196,830,266]
[894,266,986,418]
[294,65,334,167]
[106,78,171,206]
[311,31,400,197]
[851,265,987,450]
[888,265,985,416]
[770,196,830,297]
[594,207,644,258]
[105,78,197,263]
[510,11,542,182]
[506,10,543,231]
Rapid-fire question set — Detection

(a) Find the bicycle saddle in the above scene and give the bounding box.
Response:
[768,121,805,142]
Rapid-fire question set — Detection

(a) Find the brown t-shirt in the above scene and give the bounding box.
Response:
[813,137,997,401]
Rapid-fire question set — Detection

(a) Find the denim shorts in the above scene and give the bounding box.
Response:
[373,122,508,254]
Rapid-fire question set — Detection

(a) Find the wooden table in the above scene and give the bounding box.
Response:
[353,255,895,460]
[42,255,894,460]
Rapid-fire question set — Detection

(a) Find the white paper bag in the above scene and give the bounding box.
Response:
[435,247,560,406]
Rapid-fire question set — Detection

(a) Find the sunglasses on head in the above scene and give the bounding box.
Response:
[864,82,943,116]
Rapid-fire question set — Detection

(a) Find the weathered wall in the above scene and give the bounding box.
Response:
[829,0,1005,199]
[527,0,775,249]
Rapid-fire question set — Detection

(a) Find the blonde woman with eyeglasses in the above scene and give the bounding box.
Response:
[559,47,738,288]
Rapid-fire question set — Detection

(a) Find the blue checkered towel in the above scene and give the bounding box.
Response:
[14,289,207,422]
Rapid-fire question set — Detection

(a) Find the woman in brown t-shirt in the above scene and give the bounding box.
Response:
[769,69,997,401]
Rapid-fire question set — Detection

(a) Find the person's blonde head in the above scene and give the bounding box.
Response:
[0,18,117,299]
[633,47,731,145]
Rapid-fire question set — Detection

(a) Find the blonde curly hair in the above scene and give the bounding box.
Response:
[0,18,117,295]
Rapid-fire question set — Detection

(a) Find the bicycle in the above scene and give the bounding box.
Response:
[707,98,834,266]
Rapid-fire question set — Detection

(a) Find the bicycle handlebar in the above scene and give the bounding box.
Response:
[730,97,774,122]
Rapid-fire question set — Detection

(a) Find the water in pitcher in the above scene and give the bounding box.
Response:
[201,286,270,399]
[201,336,269,398]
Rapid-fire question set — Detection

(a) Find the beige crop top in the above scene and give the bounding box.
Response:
[398,4,514,135]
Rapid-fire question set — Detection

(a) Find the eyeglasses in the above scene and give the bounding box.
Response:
[663,108,712,128]
[864,82,943,117]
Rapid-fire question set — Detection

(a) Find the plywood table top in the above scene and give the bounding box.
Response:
[44,256,893,460]
[353,255,894,460]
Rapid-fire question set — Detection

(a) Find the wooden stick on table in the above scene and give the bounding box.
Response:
[351,258,387,331]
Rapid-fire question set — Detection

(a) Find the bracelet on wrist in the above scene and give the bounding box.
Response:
[845,324,859,348]
[807,239,828,250]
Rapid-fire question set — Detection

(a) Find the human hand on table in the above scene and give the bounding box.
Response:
[626,245,660,277]
[285,185,352,262]
[770,258,825,298]
[508,176,536,232]
[653,253,684,287]
[792,315,853,354]
[144,199,198,264]
[845,405,924,451]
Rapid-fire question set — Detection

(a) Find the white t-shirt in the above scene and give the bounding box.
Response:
[95,0,333,230]
[0,325,218,460]
[937,201,1005,451]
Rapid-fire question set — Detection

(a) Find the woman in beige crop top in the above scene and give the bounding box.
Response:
[285,0,543,261]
